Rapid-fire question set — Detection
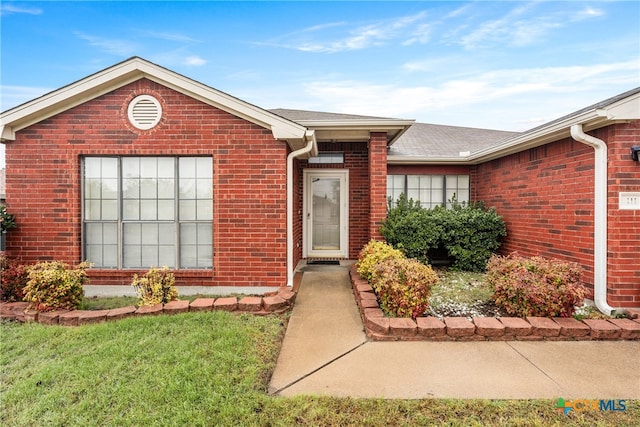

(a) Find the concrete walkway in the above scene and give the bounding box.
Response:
[269,265,640,399]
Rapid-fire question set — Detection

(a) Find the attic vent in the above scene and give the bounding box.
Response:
[127,95,162,130]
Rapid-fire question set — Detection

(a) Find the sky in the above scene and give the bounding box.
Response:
[1,1,639,166]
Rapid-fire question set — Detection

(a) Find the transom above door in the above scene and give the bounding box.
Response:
[303,170,349,258]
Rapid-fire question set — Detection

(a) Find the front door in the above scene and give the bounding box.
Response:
[303,170,348,258]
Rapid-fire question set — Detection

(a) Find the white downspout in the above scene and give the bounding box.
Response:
[570,124,618,315]
[286,130,316,287]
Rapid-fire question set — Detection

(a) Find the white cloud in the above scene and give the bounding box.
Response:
[267,11,431,53]
[74,32,140,56]
[454,3,605,49]
[572,6,604,21]
[0,3,43,16]
[184,56,207,66]
[139,30,201,43]
[298,59,639,130]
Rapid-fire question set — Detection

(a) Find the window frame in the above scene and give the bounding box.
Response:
[81,156,213,270]
[387,174,470,208]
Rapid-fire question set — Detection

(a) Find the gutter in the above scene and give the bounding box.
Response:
[570,124,618,316]
[286,130,317,287]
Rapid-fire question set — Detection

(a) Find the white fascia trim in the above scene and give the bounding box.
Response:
[0,57,308,145]
[469,94,640,164]
[387,155,471,164]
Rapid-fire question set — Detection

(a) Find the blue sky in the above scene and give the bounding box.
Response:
[1,1,639,165]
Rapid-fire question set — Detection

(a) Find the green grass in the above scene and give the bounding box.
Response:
[2,313,637,426]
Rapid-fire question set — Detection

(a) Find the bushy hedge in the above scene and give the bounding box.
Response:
[23,261,90,312]
[371,257,438,318]
[380,194,506,272]
[131,267,178,306]
[356,240,405,282]
[357,240,438,318]
[486,253,587,318]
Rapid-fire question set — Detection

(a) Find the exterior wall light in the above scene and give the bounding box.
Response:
[631,146,640,162]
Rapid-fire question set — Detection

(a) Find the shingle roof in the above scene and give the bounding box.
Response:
[388,122,519,159]
[269,108,397,122]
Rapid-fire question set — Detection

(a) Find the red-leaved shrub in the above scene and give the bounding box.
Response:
[371,257,438,318]
[0,253,28,302]
[487,253,586,318]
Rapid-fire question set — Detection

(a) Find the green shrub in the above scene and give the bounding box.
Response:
[356,240,405,282]
[442,201,507,271]
[0,253,29,302]
[486,253,587,318]
[380,194,444,263]
[1,206,17,232]
[380,195,506,271]
[371,257,438,318]
[23,261,90,312]
[131,267,178,306]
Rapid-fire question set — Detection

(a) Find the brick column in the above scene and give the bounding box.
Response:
[369,132,388,241]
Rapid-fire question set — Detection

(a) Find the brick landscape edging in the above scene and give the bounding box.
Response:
[0,287,296,326]
[349,265,640,342]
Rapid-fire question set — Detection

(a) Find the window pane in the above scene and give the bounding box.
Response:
[198,223,213,245]
[122,158,139,178]
[158,200,174,220]
[85,200,101,220]
[140,200,157,220]
[180,179,196,199]
[102,179,118,199]
[123,200,140,220]
[124,245,142,268]
[159,224,175,245]
[158,178,174,198]
[196,179,212,199]
[123,178,139,199]
[180,223,197,243]
[180,200,196,220]
[158,246,175,267]
[141,223,158,244]
[196,200,212,220]
[157,158,174,178]
[140,158,157,178]
[84,158,102,179]
[196,157,212,178]
[102,200,118,220]
[140,178,157,198]
[124,223,141,245]
[179,157,196,178]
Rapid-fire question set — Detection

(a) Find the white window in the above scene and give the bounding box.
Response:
[83,157,212,269]
[387,174,470,208]
[308,152,344,164]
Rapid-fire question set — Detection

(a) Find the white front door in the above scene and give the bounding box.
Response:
[303,170,348,258]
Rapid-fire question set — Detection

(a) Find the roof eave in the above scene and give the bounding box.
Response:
[468,94,640,163]
[0,57,309,148]
[387,155,472,165]
[298,119,414,144]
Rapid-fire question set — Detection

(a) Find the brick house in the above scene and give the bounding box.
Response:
[1,57,638,311]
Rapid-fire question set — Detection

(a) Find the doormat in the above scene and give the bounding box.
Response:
[307,260,340,266]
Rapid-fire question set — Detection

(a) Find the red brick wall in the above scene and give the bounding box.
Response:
[474,121,640,307]
[5,78,289,287]
[387,165,471,175]
[369,132,388,241]
[600,121,640,306]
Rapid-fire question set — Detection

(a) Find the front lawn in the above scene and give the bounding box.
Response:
[2,312,636,426]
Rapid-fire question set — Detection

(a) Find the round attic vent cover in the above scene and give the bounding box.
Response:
[127,95,162,130]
